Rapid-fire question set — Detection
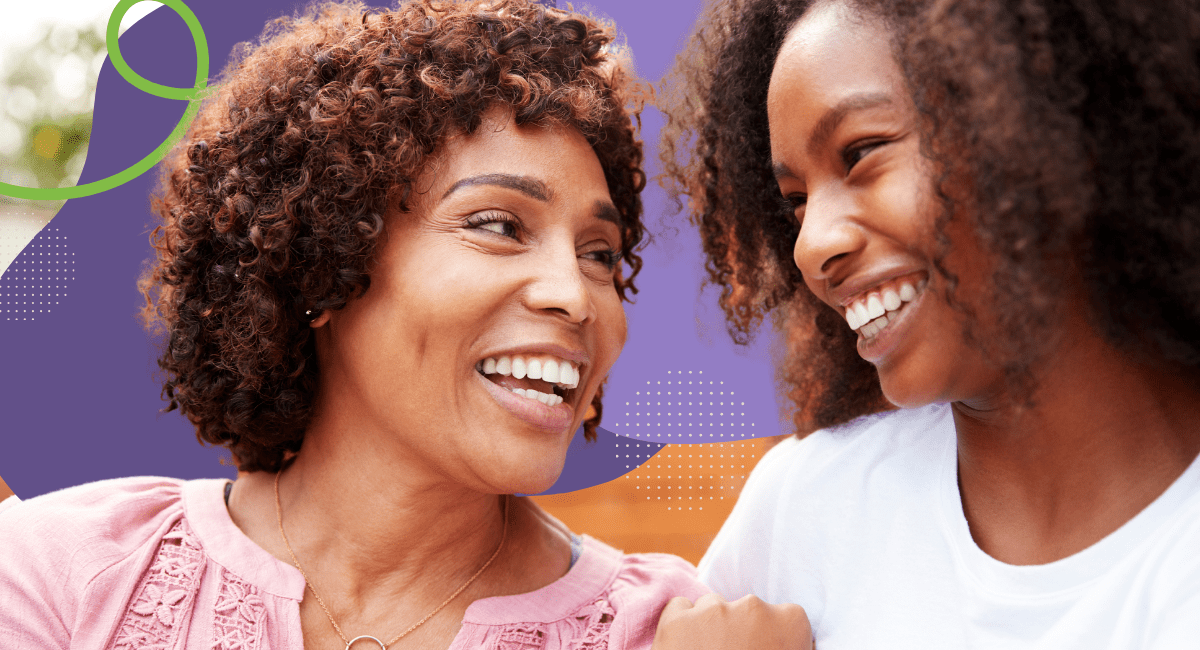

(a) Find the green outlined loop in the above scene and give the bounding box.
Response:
[0,0,210,201]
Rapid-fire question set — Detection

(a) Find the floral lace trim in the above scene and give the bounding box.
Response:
[110,519,206,650]
[492,596,616,650]
[211,569,266,650]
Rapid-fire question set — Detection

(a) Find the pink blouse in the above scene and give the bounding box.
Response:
[0,477,708,649]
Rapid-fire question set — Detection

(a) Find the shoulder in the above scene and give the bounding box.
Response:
[606,542,710,604]
[458,536,706,650]
[0,476,188,555]
[698,405,953,597]
[0,476,192,584]
[591,537,709,650]
[0,477,193,646]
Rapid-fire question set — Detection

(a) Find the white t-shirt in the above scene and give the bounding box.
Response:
[699,404,1200,649]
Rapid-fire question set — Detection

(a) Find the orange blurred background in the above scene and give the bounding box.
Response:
[532,436,784,565]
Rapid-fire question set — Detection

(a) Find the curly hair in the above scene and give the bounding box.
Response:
[659,0,1200,434]
[142,0,648,473]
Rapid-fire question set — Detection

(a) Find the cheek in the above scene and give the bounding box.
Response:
[596,290,628,371]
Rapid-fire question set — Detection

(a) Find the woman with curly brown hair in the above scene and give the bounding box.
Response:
[0,1,708,648]
[651,0,1200,648]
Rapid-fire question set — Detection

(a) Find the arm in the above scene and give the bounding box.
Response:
[653,593,812,650]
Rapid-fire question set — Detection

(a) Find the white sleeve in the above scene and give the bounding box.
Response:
[697,436,802,601]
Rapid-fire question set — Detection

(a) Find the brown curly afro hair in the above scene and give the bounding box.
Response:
[142,0,648,473]
[659,0,1200,435]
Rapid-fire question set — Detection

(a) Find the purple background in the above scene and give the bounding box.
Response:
[0,0,783,499]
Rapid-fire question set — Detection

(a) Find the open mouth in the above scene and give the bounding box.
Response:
[843,272,928,341]
[476,355,581,407]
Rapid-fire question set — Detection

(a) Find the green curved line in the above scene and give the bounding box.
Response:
[0,0,209,201]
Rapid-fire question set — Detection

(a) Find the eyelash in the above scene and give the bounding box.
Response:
[842,140,884,172]
[779,140,888,219]
[466,211,520,238]
[466,211,624,271]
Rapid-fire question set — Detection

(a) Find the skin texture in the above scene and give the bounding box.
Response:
[652,2,1200,648]
[228,114,627,650]
[768,0,1200,568]
[141,0,647,473]
[768,2,1000,408]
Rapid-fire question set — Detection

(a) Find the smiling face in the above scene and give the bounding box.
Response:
[768,1,1001,407]
[309,111,627,494]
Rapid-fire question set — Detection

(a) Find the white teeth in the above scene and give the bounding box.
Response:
[478,354,579,391]
[542,360,560,383]
[845,279,925,333]
[861,321,879,338]
[845,307,862,330]
[866,295,885,319]
[882,289,901,311]
[853,302,871,328]
[508,386,561,406]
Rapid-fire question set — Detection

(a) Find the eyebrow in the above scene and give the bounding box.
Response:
[807,93,893,156]
[441,173,551,201]
[772,92,894,183]
[593,200,620,225]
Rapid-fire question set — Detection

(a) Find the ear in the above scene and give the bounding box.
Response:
[309,311,332,328]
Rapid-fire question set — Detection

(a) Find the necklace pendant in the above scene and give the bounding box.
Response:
[345,635,387,650]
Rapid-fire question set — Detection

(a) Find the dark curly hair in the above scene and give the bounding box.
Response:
[142,0,648,472]
[659,0,1200,434]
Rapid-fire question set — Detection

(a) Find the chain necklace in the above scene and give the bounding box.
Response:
[273,471,509,650]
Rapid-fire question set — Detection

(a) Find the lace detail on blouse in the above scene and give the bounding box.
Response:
[110,519,206,650]
[211,569,266,650]
[491,596,616,650]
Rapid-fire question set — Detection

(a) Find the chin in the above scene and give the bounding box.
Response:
[876,368,948,410]
[478,447,568,496]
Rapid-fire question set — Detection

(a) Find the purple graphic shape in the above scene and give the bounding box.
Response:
[529,427,664,495]
[0,0,785,500]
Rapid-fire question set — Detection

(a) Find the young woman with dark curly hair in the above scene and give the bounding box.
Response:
[651,0,1200,648]
[0,2,709,648]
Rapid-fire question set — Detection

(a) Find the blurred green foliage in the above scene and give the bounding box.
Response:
[1,24,105,207]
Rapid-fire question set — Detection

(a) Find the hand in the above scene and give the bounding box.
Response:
[652,593,813,650]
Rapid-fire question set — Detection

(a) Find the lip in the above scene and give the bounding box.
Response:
[476,371,577,432]
[830,267,929,308]
[855,283,927,364]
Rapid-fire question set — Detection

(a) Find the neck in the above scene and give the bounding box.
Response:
[951,321,1200,565]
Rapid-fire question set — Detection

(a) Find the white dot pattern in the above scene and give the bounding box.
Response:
[1,227,73,321]
[621,440,765,512]
[611,369,756,440]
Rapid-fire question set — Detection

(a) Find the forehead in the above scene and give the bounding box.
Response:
[768,2,902,114]
[422,117,604,195]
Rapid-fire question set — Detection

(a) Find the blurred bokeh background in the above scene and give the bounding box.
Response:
[0,0,155,272]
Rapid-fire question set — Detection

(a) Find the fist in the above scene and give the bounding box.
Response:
[652,593,813,650]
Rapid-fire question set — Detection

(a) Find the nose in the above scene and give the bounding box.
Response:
[792,190,867,283]
[524,244,595,324]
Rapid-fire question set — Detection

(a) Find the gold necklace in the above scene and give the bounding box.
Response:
[273,471,508,650]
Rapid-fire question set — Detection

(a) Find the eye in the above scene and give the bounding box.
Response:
[779,194,807,221]
[842,140,884,173]
[581,247,624,271]
[466,211,520,239]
